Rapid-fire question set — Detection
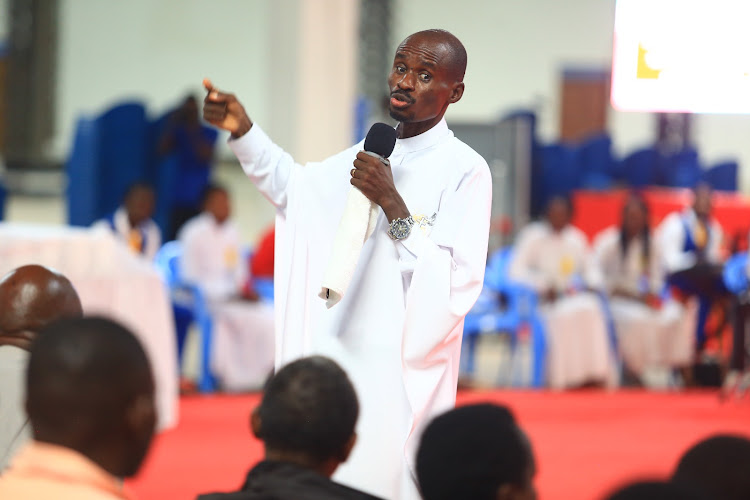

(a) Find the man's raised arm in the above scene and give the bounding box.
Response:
[202,78,295,211]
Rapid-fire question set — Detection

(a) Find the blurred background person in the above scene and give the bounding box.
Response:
[198,356,382,500]
[159,95,219,240]
[179,184,274,392]
[0,265,83,471]
[510,196,617,389]
[92,182,161,260]
[592,194,695,387]
[657,184,727,356]
[0,316,156,499]
[416,403,537,500]
[603,480,708,500]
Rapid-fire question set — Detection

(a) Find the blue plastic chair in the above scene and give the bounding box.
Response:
[703,161,738,192]
[66,117,101,226]
[578,134,615,190]
[539,143,581,205]
[621,148,660,188]
[723,253,749,294]
[155,241,216,392]
[664,148,702,188]
[462,248,547,387]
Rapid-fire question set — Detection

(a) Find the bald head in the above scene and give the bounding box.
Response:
[399,29,467,83]
[0,265,83,349]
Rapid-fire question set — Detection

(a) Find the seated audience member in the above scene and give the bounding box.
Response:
[0,265,83,471]
[593,194,695,386]
[416,403,536,500]
[725,249,750,395]
[179,184,274,391]
[92,182,161,260]
[672,434,750,500]
[657,183,727,351]
[0,316,156,499]
[197,356,382,500]
[159,95,219,240]
[510,196,617,389]
[604,480,708,500]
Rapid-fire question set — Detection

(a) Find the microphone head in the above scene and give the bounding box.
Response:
[364,122,397,158]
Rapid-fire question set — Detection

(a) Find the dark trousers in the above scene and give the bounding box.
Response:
[731,296,750,371]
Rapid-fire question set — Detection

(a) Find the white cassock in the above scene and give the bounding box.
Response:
[178,213,275,391]
[228,118,491,500]
[592,227,695,380]
[91,207,162,260]
[509,222,618,389]
[656,208,723,274]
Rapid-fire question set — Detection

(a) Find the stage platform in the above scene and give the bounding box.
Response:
[127,390,750,500]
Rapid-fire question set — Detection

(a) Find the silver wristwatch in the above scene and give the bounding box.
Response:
[388,215,415,240]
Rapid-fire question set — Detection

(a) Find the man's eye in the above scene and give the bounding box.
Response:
[419,73,431,82]
[396,66,406,73]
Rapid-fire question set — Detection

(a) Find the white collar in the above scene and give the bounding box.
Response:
[394,118,452,153]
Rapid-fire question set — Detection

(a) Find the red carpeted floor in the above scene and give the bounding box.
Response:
[127,390,750,500]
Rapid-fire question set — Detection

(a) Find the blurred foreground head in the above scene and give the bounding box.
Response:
[604,480,708,500]
[27,316,156,478]
[672,434,750,500]
[416,403,537,500]
[251,356,359,477]
[0,265,83,350]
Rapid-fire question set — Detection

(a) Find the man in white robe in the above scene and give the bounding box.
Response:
[202,30,491,500]
[179,185,275,392]
[592,195,694,387]
[91,182,162,260]
[656,184,726,352]
[509,197,618,390]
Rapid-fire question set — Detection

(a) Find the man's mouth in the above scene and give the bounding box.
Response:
[390,93,413,109]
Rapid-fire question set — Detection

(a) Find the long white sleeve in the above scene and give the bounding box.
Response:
[400,160,491,466]
[228,124,298,213]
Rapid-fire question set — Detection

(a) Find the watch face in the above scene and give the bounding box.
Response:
[391,219,411,239]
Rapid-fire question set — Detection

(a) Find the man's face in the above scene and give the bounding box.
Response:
[206,190,231,225]
[693,186,713,220]
[387,34,463,134]
[125,188,155,227]
[622,199,647,237]
[546,199,571,232]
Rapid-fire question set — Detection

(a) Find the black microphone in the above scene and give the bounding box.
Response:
[364,122,397,159]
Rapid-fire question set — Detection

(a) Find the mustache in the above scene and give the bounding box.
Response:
[390,91,414,104]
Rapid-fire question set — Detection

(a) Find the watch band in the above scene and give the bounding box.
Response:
[388,215,415,240]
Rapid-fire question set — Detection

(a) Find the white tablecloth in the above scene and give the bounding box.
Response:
[0,222,178,430]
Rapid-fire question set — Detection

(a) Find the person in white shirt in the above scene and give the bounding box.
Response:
[92,182,161,260]
[592,194,695,387]
[178,184,275,392]
[509,196,618,390]
[656,184,726,352]
[201,29,491,500]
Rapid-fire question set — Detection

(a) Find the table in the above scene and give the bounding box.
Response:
[0,223,178,430]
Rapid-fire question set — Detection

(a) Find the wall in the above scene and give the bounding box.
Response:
[54,0,272,160]
[393,0,750,191]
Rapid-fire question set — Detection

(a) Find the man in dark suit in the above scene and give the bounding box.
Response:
[198,356,382,500]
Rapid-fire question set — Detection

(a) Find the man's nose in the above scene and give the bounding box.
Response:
[396,71,415,91]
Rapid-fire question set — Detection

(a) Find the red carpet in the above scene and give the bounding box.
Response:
[127,390,750,500]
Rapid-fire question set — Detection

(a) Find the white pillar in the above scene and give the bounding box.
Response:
[267,0,359,163]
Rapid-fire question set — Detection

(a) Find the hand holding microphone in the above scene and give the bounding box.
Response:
[350,123,410,223]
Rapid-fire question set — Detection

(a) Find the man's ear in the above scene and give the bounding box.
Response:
[338,432,357,462]
[125,393,157,440]
[450,82,465,104]
[250,407,262,438]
